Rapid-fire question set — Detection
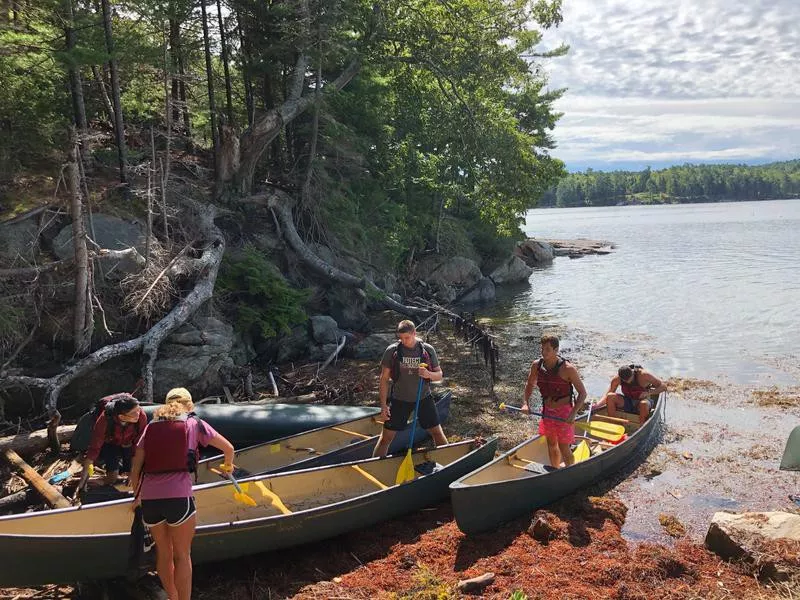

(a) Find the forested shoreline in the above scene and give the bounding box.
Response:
[541,160,800,207]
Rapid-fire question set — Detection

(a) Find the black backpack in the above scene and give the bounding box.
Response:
[71,393,139,454]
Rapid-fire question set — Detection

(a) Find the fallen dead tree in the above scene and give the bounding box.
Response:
[0,200,225,452]
[0,425,76,456]
[2,449,71,509]
[246,188,427,318]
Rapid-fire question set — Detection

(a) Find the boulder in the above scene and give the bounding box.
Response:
[0,219,39,266]
[309,342,341,362]
[350,333,395,359]
[515,239,555,267]
[490,255,533,284]
[327,287,369,331]
[705,511,800,580]
[52,213,146,275]
[310,315,340,344]
[154,316,235,399]
[418,255,482,289]
[455,276,496,304]
[275,324,311,364]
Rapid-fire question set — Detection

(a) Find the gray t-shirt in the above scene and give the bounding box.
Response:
[381,340,440,403]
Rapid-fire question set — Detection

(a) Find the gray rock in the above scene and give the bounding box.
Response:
[310,315,340,344]
[154,316,235,399]
[351,333,395,359]
[276,324,311,364]
[705,511,800,580]
[328,287,369,331]
[0,219,39,265]
[419,255,483,289]
[515,239,555,266]
[490,255,533,284]
[309,342,340,362]
[53,213,146,275]
[456,276,496,304]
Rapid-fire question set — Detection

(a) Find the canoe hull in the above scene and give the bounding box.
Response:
[0,436,496,586]
[144,403,381,447]
[450,397,665,535]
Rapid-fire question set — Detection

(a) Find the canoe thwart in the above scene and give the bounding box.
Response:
[331,426,372,440]
[350,465,389,489]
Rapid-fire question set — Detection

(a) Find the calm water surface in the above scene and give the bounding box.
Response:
[489,199,800,386]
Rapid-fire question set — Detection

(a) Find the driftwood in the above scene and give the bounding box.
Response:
[2,449,71,509]
[246,393,318,405]
[0,488,35,510]
[0,201,225,451]
[0,425,76,456]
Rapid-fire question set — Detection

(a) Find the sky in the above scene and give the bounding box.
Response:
[539,0,800,172]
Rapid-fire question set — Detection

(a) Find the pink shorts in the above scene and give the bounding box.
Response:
[538,403,575,445]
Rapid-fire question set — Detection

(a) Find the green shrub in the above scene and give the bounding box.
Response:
[216,246,309,339]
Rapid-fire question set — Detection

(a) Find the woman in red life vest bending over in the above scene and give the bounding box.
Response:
[79,394,147,488]
[521,333,587,469]
[129,388,234,600]
[603,364,667,424]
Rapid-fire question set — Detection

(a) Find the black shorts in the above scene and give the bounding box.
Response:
[141,497,196,527]
[97,444,133,474]
[623,395,654,413]
[384,395,440,431]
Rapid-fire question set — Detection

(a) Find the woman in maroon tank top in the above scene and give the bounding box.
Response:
[521,333,588,469]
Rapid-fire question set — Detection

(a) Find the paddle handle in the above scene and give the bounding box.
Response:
[407,370,426,451]
[501,404,572,424]
[211,466,244,493]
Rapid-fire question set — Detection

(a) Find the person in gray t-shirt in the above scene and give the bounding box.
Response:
[372,320,448,457]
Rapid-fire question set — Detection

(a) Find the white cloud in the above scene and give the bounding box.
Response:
[538,0,800,169]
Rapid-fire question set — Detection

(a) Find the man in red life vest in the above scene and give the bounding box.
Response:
[521,333,588,469]
[603,364,667,423]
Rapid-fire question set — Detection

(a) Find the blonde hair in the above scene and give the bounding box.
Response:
[154,387,194,420]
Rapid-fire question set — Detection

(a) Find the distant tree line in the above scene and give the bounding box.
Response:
[540,160,800,207]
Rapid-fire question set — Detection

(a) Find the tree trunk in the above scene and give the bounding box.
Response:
[237,9,254,127]
[169,17,181,125]
[67,129,94,355]
[0,425,76,456]
[2,450,71,509]
[91,65,115,125]
[200,0,218,179]
[63,0,90,166]
[100,0,127,183]
[216,0,233,124]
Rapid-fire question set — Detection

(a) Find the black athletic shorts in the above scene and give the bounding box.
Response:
[383,395,440,431]
[97,444,133,474]
[141,497,196,527]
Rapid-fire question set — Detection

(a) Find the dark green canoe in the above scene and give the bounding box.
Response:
[450,395,665,535]
[0,436,497,586]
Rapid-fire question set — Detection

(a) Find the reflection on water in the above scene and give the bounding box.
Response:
[487,200,800,384]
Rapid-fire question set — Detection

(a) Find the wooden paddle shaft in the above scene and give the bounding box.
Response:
[2,449,71,509]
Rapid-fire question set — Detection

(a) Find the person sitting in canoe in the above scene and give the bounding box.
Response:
[602,364,667,423]
[372,319,448,458]
[521,333,588,469]
[129,387,235,600]
[78,393,147,488]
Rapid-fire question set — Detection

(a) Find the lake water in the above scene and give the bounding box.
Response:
[487,199,800,387]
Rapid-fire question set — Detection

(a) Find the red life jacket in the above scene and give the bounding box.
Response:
[536,357,573,400]
[142,416,200,475]
[621,367,648,399]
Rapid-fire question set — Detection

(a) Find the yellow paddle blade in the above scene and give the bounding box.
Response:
[254,481,292,514]
[233,490,258,507]
[574,420,625,442]
[572,440,590,463]
[395,450,416,484]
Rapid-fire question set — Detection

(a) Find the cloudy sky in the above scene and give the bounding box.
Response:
[540,0,800,171]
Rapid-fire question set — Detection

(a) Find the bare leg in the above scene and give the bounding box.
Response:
[426,425,448,446]
[372,428,398,458]
[149,523,178,600]
[638,398,651,424]
[605,393,624,418]
[168,515,196,600]
[559,442,575,467]
[545,435,562,468]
